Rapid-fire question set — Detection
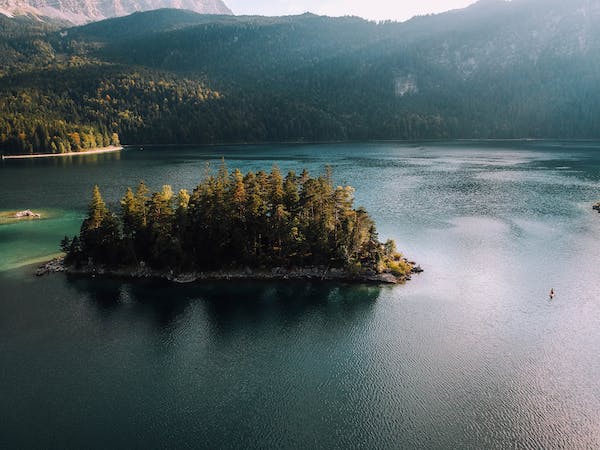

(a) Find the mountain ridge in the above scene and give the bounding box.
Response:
[0,0,231,24]
[1,0,599,155]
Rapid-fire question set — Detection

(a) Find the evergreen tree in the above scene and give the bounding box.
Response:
[83,185,108,231]
[79,185,123,264]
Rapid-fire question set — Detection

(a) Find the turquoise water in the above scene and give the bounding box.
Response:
[1,142,600,448]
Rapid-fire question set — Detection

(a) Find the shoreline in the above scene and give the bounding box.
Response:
[36,257,423,285]
[126,138,600,149]
[0,252,65,273]
[2,146,123,160]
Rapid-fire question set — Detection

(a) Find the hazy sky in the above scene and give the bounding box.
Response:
[226,0,479,21]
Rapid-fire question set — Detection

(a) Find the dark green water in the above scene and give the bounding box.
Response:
[1,142,600,449]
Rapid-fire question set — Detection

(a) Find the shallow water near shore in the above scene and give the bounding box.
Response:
[1,141,600,448]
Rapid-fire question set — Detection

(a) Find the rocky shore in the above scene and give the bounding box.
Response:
[37,257,423,285]
[15,210,41,219]
[1,210,43,225]
[36,257,66,276]
[594,202,600,212]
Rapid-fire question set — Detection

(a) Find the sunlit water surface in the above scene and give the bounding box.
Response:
[1,142,599,448]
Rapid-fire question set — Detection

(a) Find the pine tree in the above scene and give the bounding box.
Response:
[121,187,137,239]
[283,171,300,213]
[230,169,246,221]
[79,185,122,264]
[60,236,71,253]
[146,185,176,267]
[83,185,108,231]
[175,189,190,235]
[269,166,284,208]
[134,181,149,228]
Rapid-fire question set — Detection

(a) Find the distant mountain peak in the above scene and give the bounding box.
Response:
[0,0,232,24]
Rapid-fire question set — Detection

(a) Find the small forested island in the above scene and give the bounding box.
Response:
[51,165,420,283]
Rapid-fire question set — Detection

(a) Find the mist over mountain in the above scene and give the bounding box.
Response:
[1,0,599,154]
[0,0,231,24]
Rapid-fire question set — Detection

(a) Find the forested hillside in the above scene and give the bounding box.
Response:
[1,0,600,155]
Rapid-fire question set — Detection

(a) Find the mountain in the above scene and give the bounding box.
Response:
[0,0,231,24]
[1,0,600,155]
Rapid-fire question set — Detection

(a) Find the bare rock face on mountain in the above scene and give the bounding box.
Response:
[0,0,232,24]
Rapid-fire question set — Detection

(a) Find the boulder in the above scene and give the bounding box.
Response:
[15,210,41,218]
[412,265,424,274]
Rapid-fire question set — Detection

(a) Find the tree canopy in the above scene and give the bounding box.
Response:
[62,165,413,278]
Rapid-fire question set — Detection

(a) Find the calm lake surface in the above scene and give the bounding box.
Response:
[1,142,600,449]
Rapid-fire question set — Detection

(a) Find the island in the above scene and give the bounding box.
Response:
[42,165,421,284]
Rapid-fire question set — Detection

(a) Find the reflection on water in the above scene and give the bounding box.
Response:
[67,276,381,331]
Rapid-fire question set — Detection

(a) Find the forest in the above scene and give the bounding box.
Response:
[61,165,414,278]
[1,0,600,154]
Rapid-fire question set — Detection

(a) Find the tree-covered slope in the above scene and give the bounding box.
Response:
[1,0,600,155]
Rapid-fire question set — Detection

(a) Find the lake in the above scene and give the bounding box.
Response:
[1,141,600,448]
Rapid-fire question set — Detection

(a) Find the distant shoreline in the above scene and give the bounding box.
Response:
[2,146,123,160]
[4,140,595,160]
[121,138,600,151]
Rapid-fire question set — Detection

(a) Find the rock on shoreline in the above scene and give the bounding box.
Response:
[37,257,423,284]
[36,257,66,276]
[15,210,41,219]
